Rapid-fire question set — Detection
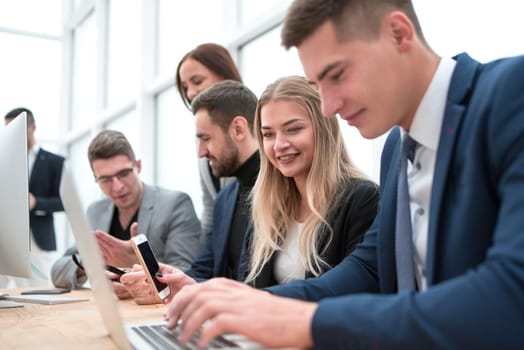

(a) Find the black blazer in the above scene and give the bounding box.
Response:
[247,178,379,288]
[29,148,65,251]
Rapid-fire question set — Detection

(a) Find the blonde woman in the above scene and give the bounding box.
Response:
[245,76,379,287]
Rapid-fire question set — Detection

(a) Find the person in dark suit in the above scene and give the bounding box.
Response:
[161,1,524,349]
[120,81,260,303]
[4,107,64,286]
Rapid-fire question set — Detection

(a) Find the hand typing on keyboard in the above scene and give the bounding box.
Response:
[164,277,316,349]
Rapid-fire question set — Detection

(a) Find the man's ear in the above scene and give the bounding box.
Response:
[230,116,249,141]
[385,11,414,52]
[135,159,142,174]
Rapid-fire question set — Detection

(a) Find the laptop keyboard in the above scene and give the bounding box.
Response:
[131,323,240,349]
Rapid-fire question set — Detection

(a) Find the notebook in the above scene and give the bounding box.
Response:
[0,292,23,308]
[59,166,263,349]
[1,294,89,305]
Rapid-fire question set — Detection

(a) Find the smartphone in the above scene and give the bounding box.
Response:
[131,234,170,301]
[21,289,71,295]
[105,265,126,282]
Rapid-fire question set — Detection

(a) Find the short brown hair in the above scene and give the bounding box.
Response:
[88,130,136,169]
[191,80,257,135]
[175,43,242,109]
[281,0,426,49]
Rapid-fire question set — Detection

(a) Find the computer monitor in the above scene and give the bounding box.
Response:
[0,112,31,279]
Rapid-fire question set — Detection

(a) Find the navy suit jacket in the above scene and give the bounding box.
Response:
[268,53,524,349]
[186,181,245,280]
[30,148,64,251]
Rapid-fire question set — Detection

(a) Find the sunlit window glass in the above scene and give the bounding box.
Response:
[105,109,140,159]
[155,88,202,217]
[0,0,62,36]
[156,0,223,78]
[69,134,100,207]
[106,0,140,108]
[0,33,62,143]
[239,0,285,25]
[71,14,97,130]
[239,25,302,97]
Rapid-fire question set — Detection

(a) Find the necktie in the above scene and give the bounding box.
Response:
[395,134,418,291]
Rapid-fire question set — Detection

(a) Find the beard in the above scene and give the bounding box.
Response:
[209,137,241,177]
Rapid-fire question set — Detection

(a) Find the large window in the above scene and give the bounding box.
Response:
[106,0,140,109]
[154,0,225,218]
[240,25,302,97]
[239,0,290,25]
[0,33,62,147]
[105,110,140,161]
[0,0,62,36]
[155,88,202,215]
[156,0,224,78]
[71,14,97,130]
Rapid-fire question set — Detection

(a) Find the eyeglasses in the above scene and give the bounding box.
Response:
[94,167,135,186]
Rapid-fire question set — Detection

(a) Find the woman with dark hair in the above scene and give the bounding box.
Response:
[176,43,242,109]
[175,43,242,234]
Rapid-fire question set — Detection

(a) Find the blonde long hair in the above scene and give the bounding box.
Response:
[246,76,366,283]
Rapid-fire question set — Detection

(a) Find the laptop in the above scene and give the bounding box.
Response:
[59,166,264,350]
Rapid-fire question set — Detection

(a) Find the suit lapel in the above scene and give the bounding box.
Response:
[99,200,114,232]
[215,182,239,274]
[29,148,44,188]
[426,53,480,284]
[137,184,154,235]
[378,129,402,292]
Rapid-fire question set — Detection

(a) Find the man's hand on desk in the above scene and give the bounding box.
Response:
[164,278,316,349]
[120,263,197,305]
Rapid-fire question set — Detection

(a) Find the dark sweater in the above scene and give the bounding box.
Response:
[226,151,260,278]
[247,178,379,288]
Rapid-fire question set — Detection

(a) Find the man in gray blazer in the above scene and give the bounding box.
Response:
[51,130,202,296]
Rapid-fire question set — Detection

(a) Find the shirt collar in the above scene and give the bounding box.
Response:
[409,57,457,151]
[29,144,40,156]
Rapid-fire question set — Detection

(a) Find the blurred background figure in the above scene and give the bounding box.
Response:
[1,107,64,287]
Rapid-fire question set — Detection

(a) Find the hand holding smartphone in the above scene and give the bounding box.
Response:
[131,234,170,301]
[105,265,126,282]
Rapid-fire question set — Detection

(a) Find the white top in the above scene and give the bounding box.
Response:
[28,144,40,175]
[274,221,306,284]
[406,57,456,291]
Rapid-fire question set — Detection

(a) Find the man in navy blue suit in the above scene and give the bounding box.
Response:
[4,107,64,286]
[162,1,524,349]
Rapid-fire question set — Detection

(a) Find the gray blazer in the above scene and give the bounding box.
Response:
[51,183,202,289]
[198,158,235,235]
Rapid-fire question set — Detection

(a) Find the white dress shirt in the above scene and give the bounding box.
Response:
[406,57,456,290]
[28,144,39,175]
